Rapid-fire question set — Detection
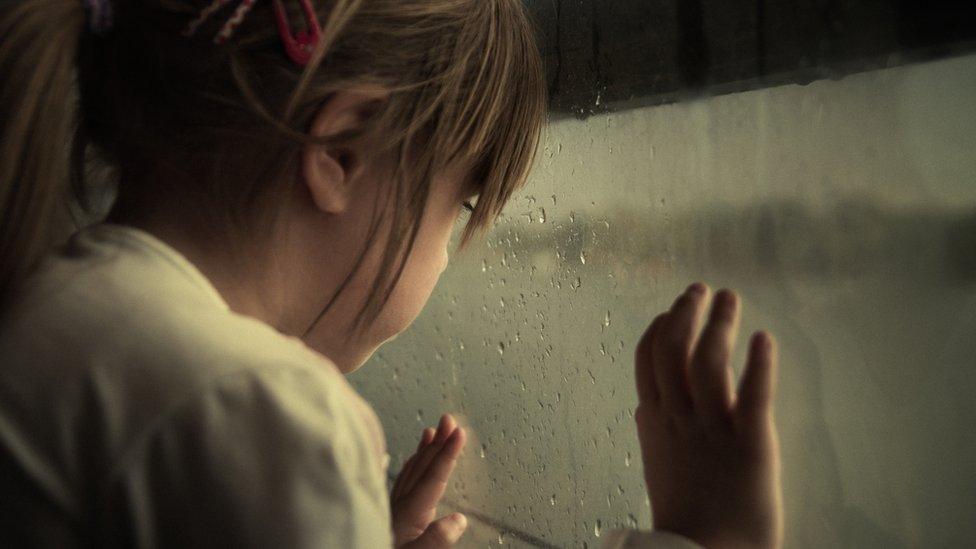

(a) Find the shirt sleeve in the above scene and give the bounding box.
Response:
[602,529,707,549]
[96,365,393,548]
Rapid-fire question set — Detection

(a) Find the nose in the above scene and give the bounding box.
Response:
[439,250,449,275]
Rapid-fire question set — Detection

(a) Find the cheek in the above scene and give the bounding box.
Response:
[372,228,452,339]
[390,246,446,318]
[366,192,459,343]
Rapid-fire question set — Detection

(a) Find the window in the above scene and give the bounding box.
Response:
[351,48,976,547]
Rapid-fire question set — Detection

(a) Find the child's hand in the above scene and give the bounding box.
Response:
[391,414,468,548]
[634,283,784,549]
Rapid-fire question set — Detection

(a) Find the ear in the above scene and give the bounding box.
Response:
[302,88,390,214]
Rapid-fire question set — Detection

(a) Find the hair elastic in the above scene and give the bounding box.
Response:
[82,0,114,34]
[183,0,322,67]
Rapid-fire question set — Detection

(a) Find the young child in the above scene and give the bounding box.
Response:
[0,0,783,547]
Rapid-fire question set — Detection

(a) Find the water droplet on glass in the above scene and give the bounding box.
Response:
[604,310,611,328]
[480,444,487,459]
[550,494,556,506]
[594,520,602,537]
[497,342,506,355]
[579,250,587,265]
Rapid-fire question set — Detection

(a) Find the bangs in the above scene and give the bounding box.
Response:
[431,0,548,248]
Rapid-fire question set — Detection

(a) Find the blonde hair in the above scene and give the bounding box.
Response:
[0,0,547,329]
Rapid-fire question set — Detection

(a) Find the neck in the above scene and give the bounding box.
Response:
[103,183,379,374]
[120,214,290,333]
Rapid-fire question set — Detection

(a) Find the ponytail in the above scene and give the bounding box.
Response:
[0,0,86,313]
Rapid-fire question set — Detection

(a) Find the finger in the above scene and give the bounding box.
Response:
[688,289,739,422]
[403,428,466,517]
[735,331,778,422]
[653,283,710,415]
[423,428,465,486]
[394,427,437,500]
[433,414,455,444]
[403,415,457,495]
[398,427,442,499]
[634,404,656,490]
[418,427,436,450]
[402,513,468,548]
[393,456,415,501]
[635,313,667,405]
[407,427,436,475]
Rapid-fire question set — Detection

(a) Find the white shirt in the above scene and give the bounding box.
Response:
[0,223,701,549]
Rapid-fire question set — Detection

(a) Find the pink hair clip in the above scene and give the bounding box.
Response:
[272,0,322,66]
[183,0,322,67]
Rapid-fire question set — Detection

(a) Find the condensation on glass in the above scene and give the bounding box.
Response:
[350,54,976,548]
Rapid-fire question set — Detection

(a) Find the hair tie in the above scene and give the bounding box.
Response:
[82,0,114,34]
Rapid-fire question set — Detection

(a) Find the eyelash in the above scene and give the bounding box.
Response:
[462,201,476,213]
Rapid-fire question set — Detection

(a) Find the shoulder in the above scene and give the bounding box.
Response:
[110,358,385,491]
[0,224,386,502]
[0,221,359,420]
[3,241,352,414]
[97,361,393,547]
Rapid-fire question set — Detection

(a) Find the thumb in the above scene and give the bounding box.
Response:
[402,513,468,548]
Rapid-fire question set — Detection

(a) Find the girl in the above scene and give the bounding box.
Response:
[0,0,783,547]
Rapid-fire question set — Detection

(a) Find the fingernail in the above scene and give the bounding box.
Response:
[687,282,706,295]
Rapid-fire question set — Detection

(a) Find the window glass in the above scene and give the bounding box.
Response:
[350,53,976,548]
